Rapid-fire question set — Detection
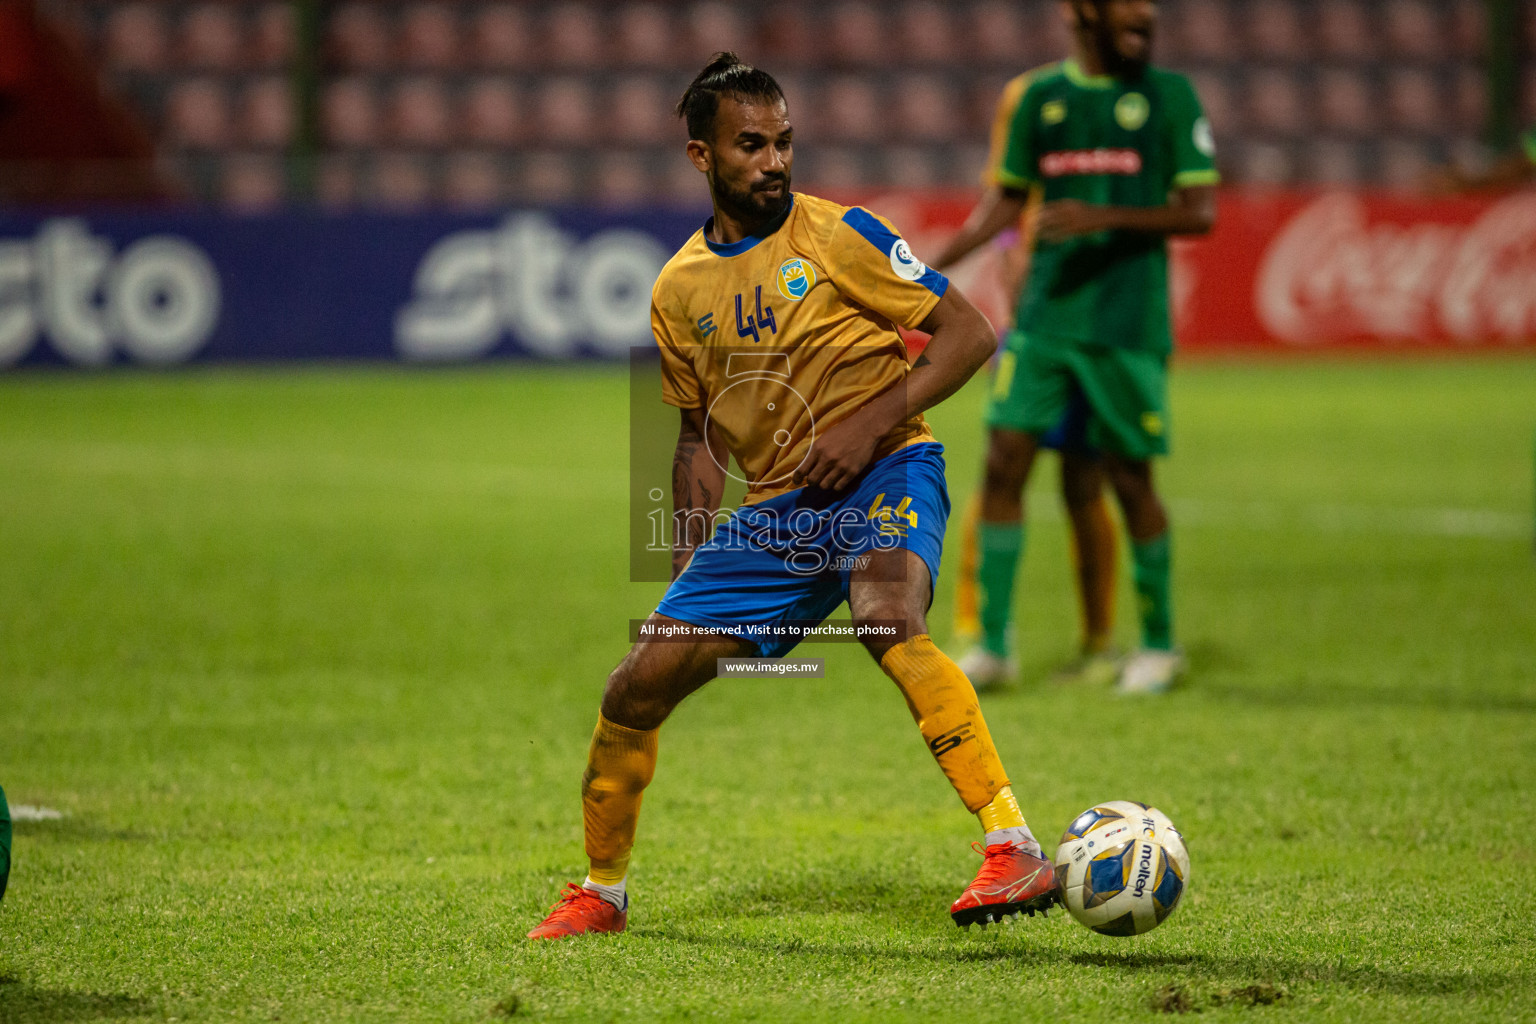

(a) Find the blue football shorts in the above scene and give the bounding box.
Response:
[656,441,951,659]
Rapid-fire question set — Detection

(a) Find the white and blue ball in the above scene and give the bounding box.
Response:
[1053,801,1189,937]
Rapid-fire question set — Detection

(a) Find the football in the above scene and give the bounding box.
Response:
[1053,801,1189,937]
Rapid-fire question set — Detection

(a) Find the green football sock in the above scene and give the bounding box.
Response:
[0,783,10,903]
[978,520,1025,657]
[1132,532,1173,650]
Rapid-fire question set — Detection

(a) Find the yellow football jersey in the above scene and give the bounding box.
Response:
[653,192,948,504]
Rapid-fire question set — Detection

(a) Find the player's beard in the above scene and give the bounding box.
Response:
[712,170,791,228]
[1099,19,1152,77]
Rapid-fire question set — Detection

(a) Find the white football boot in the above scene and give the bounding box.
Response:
[1115,648,1186,695]
[1048,648,1124,687]
[957,646,1017,692]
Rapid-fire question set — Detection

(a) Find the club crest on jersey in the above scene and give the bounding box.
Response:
[888,239,928,282]
[1116,92,1150,131]
[1042,99,1067,125]
[775,258,816,302]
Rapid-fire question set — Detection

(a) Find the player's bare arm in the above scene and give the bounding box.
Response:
[793,287,996,492]
[1035,184,1216,243]
[670,405,725,580]
[930,186,1032,271]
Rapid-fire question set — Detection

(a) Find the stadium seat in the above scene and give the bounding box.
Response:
[802,147,872,191]
[322,77,382,148]
[898,2,960,65]
[398,4,461,70]
[1246,0,1308,62]
[317,154,359,207]
[951,144,991,191]
[1245,69,1306,138]
[468,4,534,69]
[389,77,454,148]
[661,155,704,206]
[1447,0,1484,58]
[607,77,672,146]
[442,150,505,208]
[612,4,678,68]
[893,74,960,143]
[592,153,653,207]
[518,151,582,204]
[1450,65,1486,127]
[241,76,293,148]
[1317,0,1376,60]
[1378,138,1434,188]
[883,145,940,188]
[1385,68,1442,134]
[463,78,526,146]
[103,3,169,72]
[370,152,435,209]
[1382,0,1440,60]
[180,3,243,71]
[821,77,881,143]
[827,3,887,68]
[760,4,822,65]
[1170,0,1236,62]
[534,78,598,145]
[1188,70,1240,136]
[164,77,232,149]
[966,1,1039,65]
[1237,140,1295,186]
[543,3,605,69]
[686,2,754,60]
[328,3,393,71]
[1317,67,1374,136]
[221,153,285,211]
[251,3,293,69]
[1304,138,1364,185]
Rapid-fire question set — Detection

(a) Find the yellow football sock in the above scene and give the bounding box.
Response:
[977,785,1026,833]
[879,635,1010,813]
[582,714,659,885]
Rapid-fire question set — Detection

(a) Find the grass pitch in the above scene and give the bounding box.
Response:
[1,357,1533,1023]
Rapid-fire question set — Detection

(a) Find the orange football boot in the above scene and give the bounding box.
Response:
[527,883,627,940]
[950,841,1060,928]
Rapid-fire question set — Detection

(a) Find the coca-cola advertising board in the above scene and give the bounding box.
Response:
[850,189,1536,353]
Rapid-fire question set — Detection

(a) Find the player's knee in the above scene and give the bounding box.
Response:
[600,661,667,731]
[983,444,1028,495]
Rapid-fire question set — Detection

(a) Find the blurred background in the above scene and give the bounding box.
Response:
[0,0,1532,368]
[3,0,1532,208]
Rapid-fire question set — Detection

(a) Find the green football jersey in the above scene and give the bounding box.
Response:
[997,60,1219,355]
[1522,127,1536,166]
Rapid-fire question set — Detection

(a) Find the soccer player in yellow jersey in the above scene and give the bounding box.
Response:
[528,53,1060,939]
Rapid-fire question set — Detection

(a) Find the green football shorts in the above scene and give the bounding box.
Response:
[985,329,1170,460]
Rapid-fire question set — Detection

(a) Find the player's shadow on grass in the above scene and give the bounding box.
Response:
[0,977,154,1023]
[655,932,1526,997]
[10,818,149,844]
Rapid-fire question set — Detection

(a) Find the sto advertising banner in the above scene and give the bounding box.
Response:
[0,208,701,368]
[2,192,1533,369]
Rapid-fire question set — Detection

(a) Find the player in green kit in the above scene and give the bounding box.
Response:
[930,0,1217,694]
[1,784,10,903]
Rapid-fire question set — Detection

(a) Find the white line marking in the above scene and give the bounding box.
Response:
[10,805,65,822]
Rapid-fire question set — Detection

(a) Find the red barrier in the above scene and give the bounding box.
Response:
[843,189,1536,352]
